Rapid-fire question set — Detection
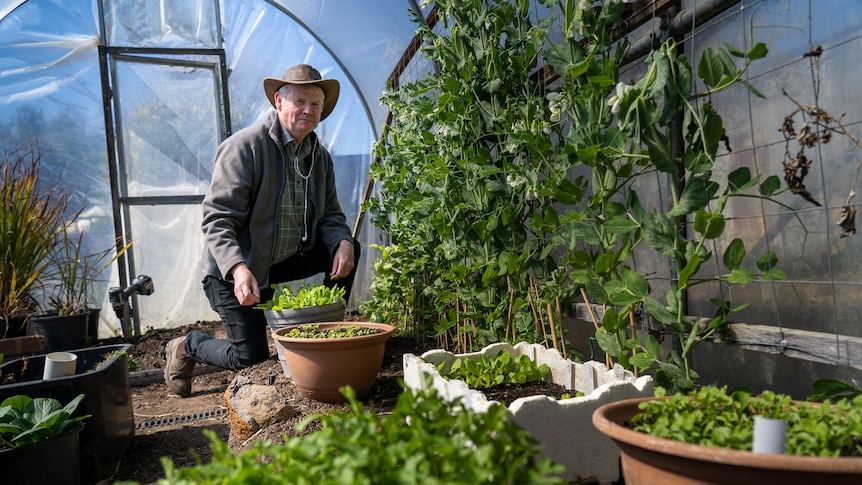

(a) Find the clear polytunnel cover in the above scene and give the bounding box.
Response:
[0,0,429,335]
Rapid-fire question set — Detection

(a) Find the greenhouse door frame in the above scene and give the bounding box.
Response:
[98,46,231,335]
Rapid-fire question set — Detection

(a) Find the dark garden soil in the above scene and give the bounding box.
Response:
[106,317,570,485]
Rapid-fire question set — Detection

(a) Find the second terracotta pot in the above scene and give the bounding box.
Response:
[592,396,862,485]
[272,322,395,403]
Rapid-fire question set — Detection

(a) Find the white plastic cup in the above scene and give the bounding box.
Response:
[752,416,786,454]
[42,352,78,380]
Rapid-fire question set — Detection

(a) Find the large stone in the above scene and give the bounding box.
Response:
[224,375,295,441]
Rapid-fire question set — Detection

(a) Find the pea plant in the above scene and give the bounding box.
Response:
[367,0,579,353]
[438,351,550,389]
[369,0,784,391]
[544,0,785,390]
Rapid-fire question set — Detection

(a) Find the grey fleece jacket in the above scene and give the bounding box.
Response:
[200,111,352,287]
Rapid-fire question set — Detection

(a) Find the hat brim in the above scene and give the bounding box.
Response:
[263,77,340,121]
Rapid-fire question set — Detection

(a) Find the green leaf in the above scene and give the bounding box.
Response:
[565,221,602,246]
[584,278,610,305]
[643,212,677,257]
[744,42,768,60]
[727,268,754,284]
[657,360,695,390]
[697,47,726,88]
[756,251,779,273]
[645,297,677,325]
[678,254,702,288]
[693,211,725,239]
[602,218,639,234]
[808,378,862,401]
[723,238,746,270]
[742,80,766,98]
[629,352,655,369]
[595,330,621,357]
[759,175,781,196]
[667,178,709,217]
[727,167,757,192]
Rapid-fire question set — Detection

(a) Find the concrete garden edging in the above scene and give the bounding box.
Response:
[403,342,654,484]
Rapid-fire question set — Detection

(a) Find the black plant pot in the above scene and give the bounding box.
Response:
[0,422,83,485]
[0,315,28,339]
[86,307,101,343]
[0,344,134,483]
[31,312,89,352]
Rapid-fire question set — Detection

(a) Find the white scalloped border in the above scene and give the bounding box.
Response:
[403,342,654,484]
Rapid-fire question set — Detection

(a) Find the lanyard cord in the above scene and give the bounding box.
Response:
[293,137,317,242]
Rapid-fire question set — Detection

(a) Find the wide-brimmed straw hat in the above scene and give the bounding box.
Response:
[263,64,340,121]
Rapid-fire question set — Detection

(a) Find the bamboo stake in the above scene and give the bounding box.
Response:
[528,289,548,347]
[452,295,460,352]
[580,287,601,331]
[505,275,514,341]
[580,287,613,368]
[529,277,549,348]
[556,296,567,359]
[630,307,639,377]
[546,302,559,351]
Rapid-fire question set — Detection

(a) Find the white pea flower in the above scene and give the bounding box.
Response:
[607,82,634,115]
[507,174,526,188]
[506,143,518,154]
[547,91,569,123]
[526,186,539,201]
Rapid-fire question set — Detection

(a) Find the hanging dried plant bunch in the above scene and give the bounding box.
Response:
[780,88,862,238]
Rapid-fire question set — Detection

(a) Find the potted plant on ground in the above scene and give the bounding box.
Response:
[0,145,69,339]
[271,321,395,403]
[0,393,88,484]
[33,226,133,348]
[592,385,862,484]
[256,283,347,378]
[1,143,127,350]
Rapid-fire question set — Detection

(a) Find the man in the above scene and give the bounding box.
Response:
[164,64,360,397]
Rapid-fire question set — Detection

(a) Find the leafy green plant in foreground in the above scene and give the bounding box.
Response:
[256,283,345,311]
[0,394,88,449]
[439,351,550,389]
[156,384,566,485]
[632,386,862,457]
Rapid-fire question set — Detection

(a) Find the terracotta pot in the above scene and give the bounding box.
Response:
[272,322,394,403]
[263,301,346,378]
[592,397,862,485]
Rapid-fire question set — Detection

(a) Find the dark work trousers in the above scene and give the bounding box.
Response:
[186,238,361,371]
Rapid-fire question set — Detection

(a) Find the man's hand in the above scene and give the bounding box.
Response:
[230,263,260,306]
[330,239,355,280]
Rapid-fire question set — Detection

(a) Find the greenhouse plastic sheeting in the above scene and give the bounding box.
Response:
[0,0,430,334]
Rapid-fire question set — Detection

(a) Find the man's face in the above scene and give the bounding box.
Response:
[275,84,325,142]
